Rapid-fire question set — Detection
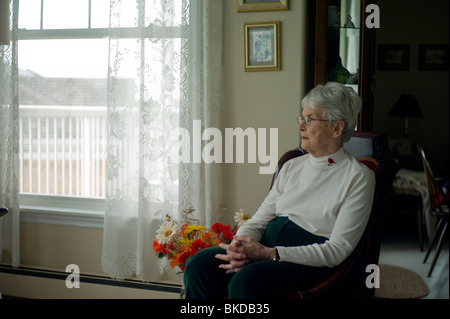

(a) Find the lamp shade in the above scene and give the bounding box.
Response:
[389,94,424,119]
[0,0,11,45]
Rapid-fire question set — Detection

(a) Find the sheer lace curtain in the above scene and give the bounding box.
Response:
[101,0,223,283]
[0,0,20,268]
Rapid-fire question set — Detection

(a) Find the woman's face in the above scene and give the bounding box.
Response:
[299,105,341,157]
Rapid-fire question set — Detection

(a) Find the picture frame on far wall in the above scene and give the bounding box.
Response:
[236,0,288,12]
[419,44,449,71]
[388,137,413,156]
[378,45,410,71]
[244,21,280,72]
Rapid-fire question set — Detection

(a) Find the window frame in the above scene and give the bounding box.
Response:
[18,5,114,228]
[18,27,109,228]
[20,194,105,228]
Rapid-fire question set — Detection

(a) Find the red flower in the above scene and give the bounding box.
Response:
[211,222,234,242]
[190,238,209,253]
[211,222,222,235]
[221,224,234,241]
[178,251,193,271]
[153,239,170,257]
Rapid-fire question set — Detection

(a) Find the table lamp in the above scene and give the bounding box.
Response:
[389,94,424,137]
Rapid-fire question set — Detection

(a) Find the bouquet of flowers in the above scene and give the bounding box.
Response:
[153,209,250,272]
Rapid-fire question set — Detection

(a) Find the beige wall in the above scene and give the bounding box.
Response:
[221,0,309,224]
[19,223,104,275]
[1,1,309,298]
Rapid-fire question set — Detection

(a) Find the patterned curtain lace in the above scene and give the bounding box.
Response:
[101,0,223,283]
[0,0,20,268]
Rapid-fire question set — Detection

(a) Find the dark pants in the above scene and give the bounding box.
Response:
[183,217,335,299]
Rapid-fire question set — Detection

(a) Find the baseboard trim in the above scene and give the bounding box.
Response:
[0,265,181,294]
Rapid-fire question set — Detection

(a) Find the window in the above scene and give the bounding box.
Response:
[18,1,187,226]
[18,0,137,224]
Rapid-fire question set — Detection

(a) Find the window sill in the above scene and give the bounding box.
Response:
[20,194,105,229]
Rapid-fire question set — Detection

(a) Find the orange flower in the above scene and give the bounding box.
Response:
[153,239,162,253]
[200,231,222,246]
[170,257,180,269]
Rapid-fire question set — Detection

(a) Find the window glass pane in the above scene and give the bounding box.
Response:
[18,39,109,198]
[43,0,89,29]
[19,39,108,78]
[91,0,110,28]
[19,0,42,30]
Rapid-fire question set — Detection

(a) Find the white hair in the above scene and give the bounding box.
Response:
[301,82,362,143]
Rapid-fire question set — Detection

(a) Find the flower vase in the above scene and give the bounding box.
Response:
[178,271,185,299]
[180,283,186,299]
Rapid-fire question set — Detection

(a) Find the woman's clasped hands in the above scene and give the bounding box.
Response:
[215,236,277,274]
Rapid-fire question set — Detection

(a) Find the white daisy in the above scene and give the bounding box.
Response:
[234,209,250,227]
[156,221,180,244]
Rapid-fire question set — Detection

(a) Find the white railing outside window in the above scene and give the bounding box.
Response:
[19,105,106,198]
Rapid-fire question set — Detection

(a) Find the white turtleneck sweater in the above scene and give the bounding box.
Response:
[236,147,375,268]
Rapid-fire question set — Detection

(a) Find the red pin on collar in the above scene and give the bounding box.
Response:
[328,158,336,165]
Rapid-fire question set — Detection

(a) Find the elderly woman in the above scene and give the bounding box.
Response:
[183,82,376,299]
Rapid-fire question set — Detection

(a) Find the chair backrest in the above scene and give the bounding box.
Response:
[417,144,449,215]
[338,132,399,297]
[271,131,399,298]
[270,148,307,189]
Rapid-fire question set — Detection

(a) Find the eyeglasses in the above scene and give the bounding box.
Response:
[297,116,329,126]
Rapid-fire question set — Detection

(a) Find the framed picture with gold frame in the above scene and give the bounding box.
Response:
[244,21,281,72]
[237,0,288,12]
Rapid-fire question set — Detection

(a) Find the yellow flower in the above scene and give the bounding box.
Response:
[178,238,194,247]
[156,221,180,244]
[186,225,206,233]
[183,224,206,239]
